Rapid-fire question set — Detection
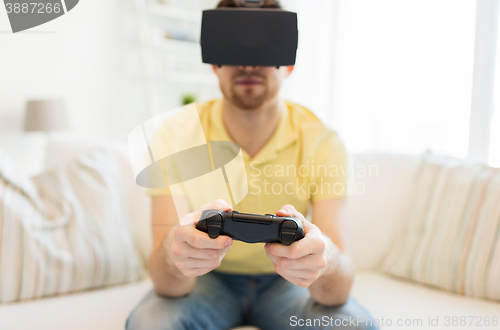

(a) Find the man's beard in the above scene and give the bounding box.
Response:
[229,85,268,110]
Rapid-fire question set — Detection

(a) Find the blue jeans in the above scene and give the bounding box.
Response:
[126,271,379,330]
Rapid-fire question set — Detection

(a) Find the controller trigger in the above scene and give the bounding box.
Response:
[207,224,222,238]
[280,232,296,246]
[205,214,223,238]
[280,220,298,246]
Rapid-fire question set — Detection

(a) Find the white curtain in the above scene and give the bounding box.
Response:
[282,0,338,124]
[285,0,478,159]
[489,3,500,167]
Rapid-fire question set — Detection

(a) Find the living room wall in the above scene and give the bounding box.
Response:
[0,0,148,175]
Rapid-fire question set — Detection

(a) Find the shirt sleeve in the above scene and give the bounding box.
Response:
[145,186,172,197]
[309,130,349,202]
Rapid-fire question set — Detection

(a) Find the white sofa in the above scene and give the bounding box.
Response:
[0,139,498,330]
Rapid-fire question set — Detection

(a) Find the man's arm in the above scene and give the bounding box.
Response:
[307,197,355,306]
[148,196,233,297]
[264,197,355,307]
[148,195,196,297]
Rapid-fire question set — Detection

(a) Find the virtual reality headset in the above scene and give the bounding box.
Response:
[200,7,298,67]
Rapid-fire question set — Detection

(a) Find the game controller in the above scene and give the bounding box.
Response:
[196,210,305,246]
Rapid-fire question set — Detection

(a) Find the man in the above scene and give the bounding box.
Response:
[127,1,378,329]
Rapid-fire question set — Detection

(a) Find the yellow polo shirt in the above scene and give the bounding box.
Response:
[146,98,348,274]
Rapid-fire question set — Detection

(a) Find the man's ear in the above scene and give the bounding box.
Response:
[211,64,218,74]
[285,65,295,77]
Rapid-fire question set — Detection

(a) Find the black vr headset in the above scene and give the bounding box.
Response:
[200,1,298,67]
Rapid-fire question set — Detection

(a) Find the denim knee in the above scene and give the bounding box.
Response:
[126,298,173,330]
[310,297,379,330]
[126,287,243,330]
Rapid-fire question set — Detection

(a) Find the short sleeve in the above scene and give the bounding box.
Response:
[145,186,172,197]
[309,131,349,202]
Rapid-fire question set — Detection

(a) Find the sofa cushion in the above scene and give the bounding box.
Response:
[0,278,152,330]
[1,272,498,330]
[0,148,144,303]
[381,151,500,301]
[348,152,422,270]
[352,271,500,330]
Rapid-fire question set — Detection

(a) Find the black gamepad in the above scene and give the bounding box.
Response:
[196,210,305,246]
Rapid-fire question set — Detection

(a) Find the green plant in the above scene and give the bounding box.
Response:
[182,94,196,105]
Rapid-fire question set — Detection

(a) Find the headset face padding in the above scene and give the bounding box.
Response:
[200,8,298,67]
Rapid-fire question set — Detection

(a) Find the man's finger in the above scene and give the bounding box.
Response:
[204,199,233,212]
[275,208,318,237]
[174,241,230,259]
[275,204,306,222]
[275,266,318,281]
[193,199,233,225]
[176,257,222,269]
[276,204,297,217]
[265,240,314,259]
[182,267,218,278]
[265,247,281,264]
[276,254,324,270]
[179,227,232,249]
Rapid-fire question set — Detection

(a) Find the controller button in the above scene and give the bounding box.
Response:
[281,220,297,230]
[202,210,220,219]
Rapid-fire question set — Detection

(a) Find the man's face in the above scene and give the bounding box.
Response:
[212,65,294,110]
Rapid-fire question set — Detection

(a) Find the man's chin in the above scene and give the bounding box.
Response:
[232,97,266,110]
[230,91,267,110]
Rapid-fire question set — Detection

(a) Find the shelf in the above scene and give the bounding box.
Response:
[148,2,202,23]
[152,35,200,52]
[138,1,220,116]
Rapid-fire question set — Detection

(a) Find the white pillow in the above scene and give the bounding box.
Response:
[381,151,500,301]
[0,147,144,303]
[45,137,153,264]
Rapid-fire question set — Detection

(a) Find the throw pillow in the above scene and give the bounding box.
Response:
[0,147,144,303]
[381,151,500,300]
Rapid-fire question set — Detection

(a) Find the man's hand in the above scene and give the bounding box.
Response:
[264,204,334,288]
[166,199,233,277]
